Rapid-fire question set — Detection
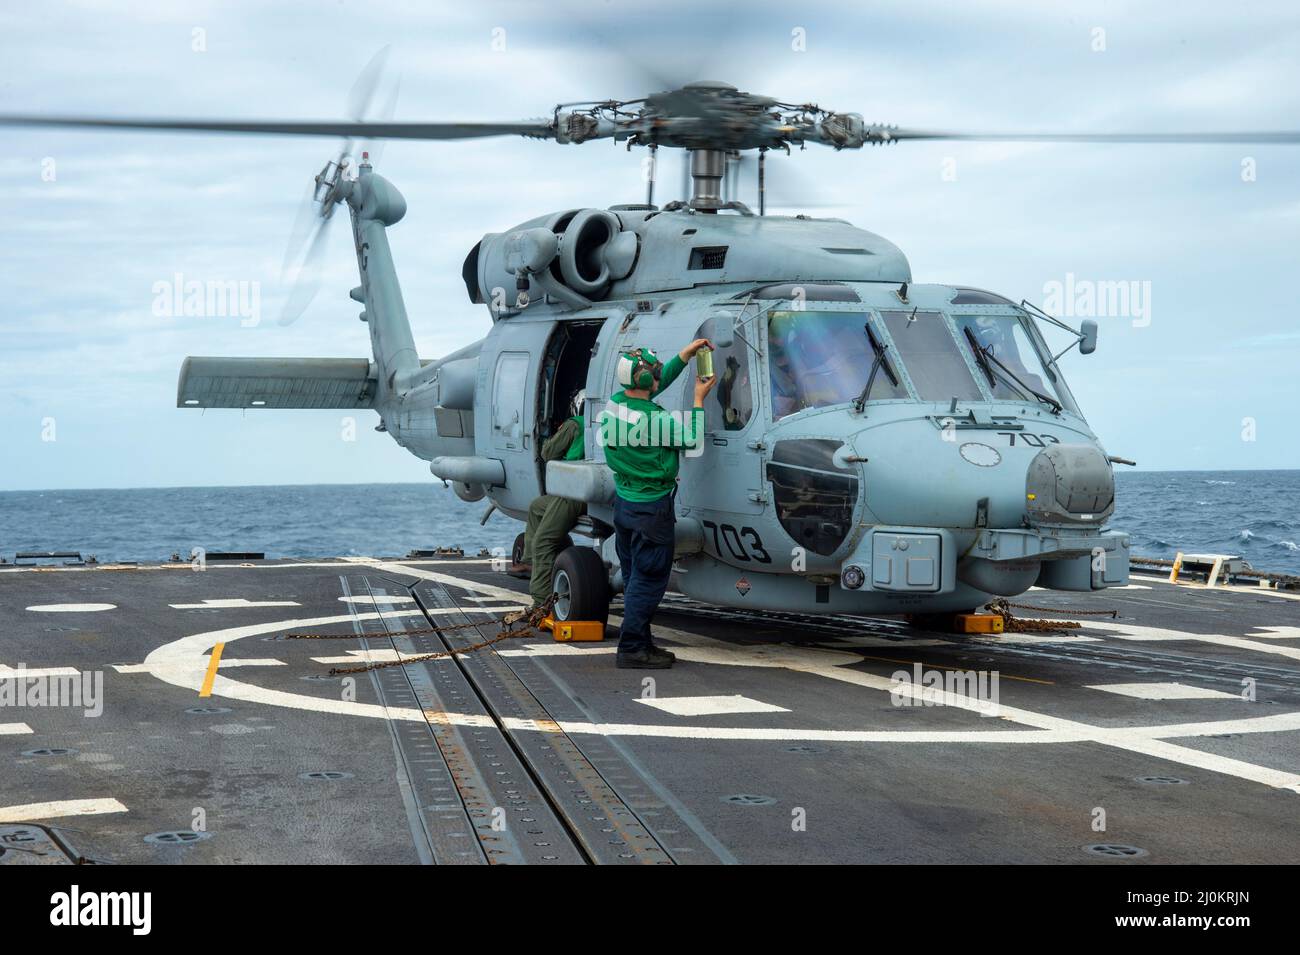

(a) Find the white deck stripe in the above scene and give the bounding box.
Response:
[499,643,618,657]
[114,658,285,674]
[972,633,1101,645]
[0,723,34,735]
[1133,711,1300,739]
[0,798,127,823]
[25,603,116,612]
[312,650,407,665]
[521,721,1078,743]
[372,561,526,602]
[637,695,791,716]
[170,598,301,609]
[1248,626,1300,640]
[1087,621,1300,661]
[1085,682,1240,700]
[0,666,83,679]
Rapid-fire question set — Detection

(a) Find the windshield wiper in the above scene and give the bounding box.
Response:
[962,327,1062,415]
[853,323,899,413]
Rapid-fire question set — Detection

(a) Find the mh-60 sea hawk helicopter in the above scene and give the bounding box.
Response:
[8,78,1299,626]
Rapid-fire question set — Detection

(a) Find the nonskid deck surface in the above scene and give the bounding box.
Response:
[2,555,1299,864]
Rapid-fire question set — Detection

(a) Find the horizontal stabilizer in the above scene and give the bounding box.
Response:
[177,357,378,409]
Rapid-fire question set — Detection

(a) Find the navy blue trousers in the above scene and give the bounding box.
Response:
[613,492,676,653]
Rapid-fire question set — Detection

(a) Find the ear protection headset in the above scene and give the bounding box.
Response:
[616,347,663,390]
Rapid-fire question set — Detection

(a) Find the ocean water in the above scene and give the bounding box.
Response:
[1,470,1297,575]
[1110,470,1299,576]
[0,484,511,564]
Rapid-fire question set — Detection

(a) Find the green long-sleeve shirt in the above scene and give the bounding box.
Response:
[598,355,704,502]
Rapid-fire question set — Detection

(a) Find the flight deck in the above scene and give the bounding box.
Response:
[2,554,1299,865]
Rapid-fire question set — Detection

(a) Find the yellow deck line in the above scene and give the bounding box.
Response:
[199,642,225,697]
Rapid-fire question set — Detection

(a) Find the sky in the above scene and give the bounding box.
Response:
[1,0,1298,491]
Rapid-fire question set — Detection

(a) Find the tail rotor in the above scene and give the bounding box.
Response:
[278,47,399,326]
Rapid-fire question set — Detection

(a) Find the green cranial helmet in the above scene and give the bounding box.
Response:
[616,347,663,390]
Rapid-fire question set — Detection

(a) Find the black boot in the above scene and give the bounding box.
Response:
[616,646,676,669]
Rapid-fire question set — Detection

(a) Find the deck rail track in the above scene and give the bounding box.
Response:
[405,579,679,865]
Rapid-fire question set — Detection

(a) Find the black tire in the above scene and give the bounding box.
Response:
[552,546,610,625]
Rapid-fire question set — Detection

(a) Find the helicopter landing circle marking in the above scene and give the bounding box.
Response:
[131,599,1300,790]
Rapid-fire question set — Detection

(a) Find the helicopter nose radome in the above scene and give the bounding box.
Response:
[954,443,1118,597]
[1025,444,1115,525]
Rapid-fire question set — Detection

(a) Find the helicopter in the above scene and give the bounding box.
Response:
[6,77,1300,627]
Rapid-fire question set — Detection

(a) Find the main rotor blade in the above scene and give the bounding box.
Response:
[883,128,1300,144]
[0,115,553,141]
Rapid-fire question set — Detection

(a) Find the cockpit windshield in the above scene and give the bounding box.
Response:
[952,313,1078,413]
[760,304,1081,420]
[878,310,983,402]
[767,310,907,420]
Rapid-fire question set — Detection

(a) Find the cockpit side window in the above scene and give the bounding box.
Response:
[767,310,907,420]
[878,310,983,401]
[952,313,1079,413]
[695,319,754,431]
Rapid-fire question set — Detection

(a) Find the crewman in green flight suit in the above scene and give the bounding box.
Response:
[523,389,587,609]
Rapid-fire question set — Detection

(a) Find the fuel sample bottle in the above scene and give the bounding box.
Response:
[696,347,714,380]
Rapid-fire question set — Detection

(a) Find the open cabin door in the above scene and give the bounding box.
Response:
[536,318,606,490]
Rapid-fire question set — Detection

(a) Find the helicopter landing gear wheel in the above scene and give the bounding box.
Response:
[551,546,610,626]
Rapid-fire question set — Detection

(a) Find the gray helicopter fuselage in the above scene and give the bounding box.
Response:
[176,165,1126,615]
[377,196,1129,615]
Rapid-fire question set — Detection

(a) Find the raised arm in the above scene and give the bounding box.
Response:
[651,338,713,396]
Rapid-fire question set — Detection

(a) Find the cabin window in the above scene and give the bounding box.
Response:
[696,321,754,431]
[878,310,983,401]
[766,310,907,420]
[491,351,529,449]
